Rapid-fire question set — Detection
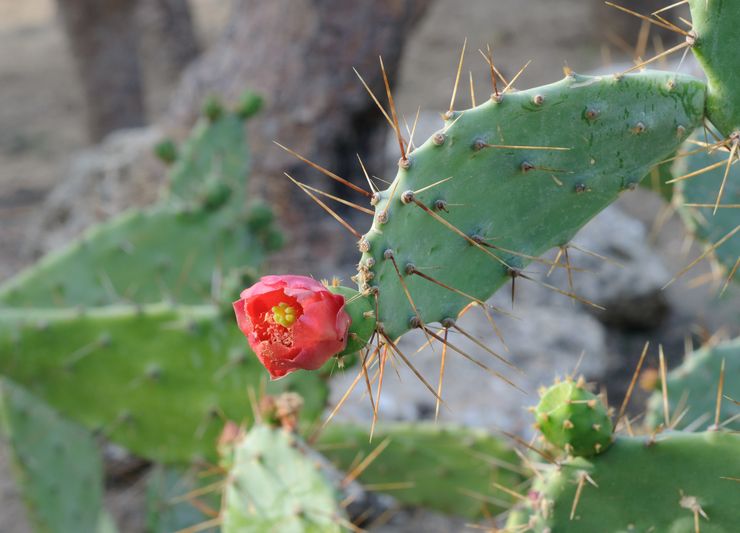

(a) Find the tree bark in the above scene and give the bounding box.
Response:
[139,0,200,79]
[168,0,433,270]
[56,0,146,142]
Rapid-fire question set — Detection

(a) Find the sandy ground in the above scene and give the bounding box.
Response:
[0,1,734,532]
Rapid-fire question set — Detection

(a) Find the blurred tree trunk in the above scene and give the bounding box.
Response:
[57,0,146,142]
[168,0,434,271]
[57,0,199,142]
[141,0,200,78]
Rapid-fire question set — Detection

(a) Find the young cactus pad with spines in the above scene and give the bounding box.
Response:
[506,431,740,532]
[535,378,613,457]
[0,378,106,533]
[221,425,345,533]
[358,71,704,340]
[0,305,328,463]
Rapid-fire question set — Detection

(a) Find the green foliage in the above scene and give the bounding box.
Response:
[358,72,705,339]
[535,378,613,457]
[318,422,523,518]
[689,0,740,136]
[507,431,740,532]
[0,377,105,533]
[0,305,328,464]
[222,425,344,533]
[646,338,739,432]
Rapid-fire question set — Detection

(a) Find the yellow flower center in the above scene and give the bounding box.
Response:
[271,302,297,328]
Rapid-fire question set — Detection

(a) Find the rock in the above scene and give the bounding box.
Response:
[540,205,671,329]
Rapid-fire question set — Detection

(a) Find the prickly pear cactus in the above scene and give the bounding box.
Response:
[0,305,328,463]
[646,338,739,431]
[318,422,522,518]
[356,71,704,340]
[221,424,345,533]
[534,377,613,457]
[507,431,740,532]
[0,377,106,533]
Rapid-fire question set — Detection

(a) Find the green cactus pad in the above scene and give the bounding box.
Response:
[535,378,613,457]
[675,139,740,281]
[358,71,705,340]
[0,206,266,308]
[0,305,328,463]
[646,338,739,432]
[507,431,740,532]
[689,0,740,136]
[0,377,105,533]
[318,422,523,518]
[222,425,344,533]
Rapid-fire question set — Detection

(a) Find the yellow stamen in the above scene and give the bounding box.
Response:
[271,302,297,327]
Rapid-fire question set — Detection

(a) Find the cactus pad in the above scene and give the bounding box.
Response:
[646,338,739,432]
[0,305,328,463]
[318,422,523,518]
[535,378,613,457]
[0,377,105,533]
[675,139,740,281]
[222,424,344,533]
[358,71,705,339]
[689,0,740,136]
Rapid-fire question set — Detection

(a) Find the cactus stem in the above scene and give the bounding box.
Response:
[284,173,362,238]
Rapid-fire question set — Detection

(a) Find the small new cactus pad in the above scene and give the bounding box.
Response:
[506,431,740,532]
[0,305,328,463]
[318,422,523,518]
[221,424,344,533]
[646,338,739,431]
[535,378,613,457]
[0,377,105,533]
[688,0,740,136]
[674,137,740,280]
[358,71,705,339]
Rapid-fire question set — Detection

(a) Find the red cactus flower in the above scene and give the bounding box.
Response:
[233,275,350,379]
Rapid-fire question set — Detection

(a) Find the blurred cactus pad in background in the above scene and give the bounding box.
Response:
[0,0,738,532]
